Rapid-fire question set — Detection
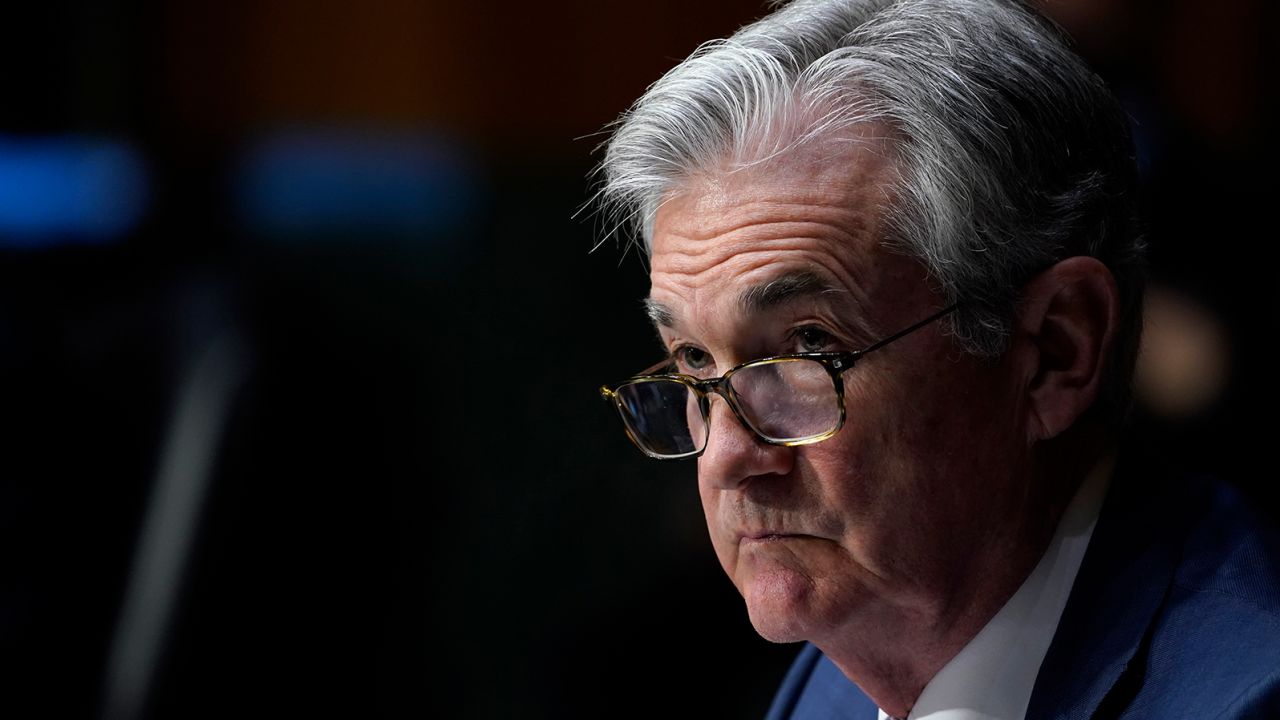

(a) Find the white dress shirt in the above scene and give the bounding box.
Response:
[878,455,1114,720]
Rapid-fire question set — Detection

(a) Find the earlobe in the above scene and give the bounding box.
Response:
[1016,257,1121,441]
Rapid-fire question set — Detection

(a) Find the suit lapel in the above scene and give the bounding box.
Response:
[1026,449,1182,719]
[767,643,880,719]
[795,651,881,719]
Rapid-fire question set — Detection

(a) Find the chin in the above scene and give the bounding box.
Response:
[747,608,811,643]
[741,566,819,643]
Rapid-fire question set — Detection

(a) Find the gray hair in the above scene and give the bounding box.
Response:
[595,0,1145,422]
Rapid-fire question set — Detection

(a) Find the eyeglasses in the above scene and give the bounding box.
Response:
[599,305,958,459]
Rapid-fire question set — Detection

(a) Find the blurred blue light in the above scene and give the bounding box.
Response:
[0,136,148,247]
[236,130,478,240]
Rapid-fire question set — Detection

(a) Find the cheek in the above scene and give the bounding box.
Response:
[801,437,902,564]
[804,374,979,538]
[799,440,873,515]
[845,357,998,458]
[839,363,1025,532]
[803,378,906,511]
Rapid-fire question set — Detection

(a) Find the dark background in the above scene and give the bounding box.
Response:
[1,1,1274,718]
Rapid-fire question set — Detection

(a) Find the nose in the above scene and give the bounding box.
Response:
[697,395,795,490]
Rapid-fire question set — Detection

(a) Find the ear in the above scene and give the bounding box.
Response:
[1014,257,1120,442]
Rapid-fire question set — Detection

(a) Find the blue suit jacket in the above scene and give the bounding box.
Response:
[765,450,1280,719]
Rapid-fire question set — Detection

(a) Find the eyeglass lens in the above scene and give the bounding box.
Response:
[732,358,840,442]
[614,378,705,457]
[614,358,840,457]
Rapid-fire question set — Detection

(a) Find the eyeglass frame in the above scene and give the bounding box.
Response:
[599,303,960,459]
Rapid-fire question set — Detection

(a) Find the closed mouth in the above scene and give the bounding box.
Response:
[741,531,808,542]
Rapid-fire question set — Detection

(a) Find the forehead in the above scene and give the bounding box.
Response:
[648,129,925,327]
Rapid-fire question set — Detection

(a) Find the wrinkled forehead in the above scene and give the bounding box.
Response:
[647,131,931,334]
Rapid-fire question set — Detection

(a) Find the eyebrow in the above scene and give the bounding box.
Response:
[643,298,675,328]
[737,270,839,314]
[643,270,845,331]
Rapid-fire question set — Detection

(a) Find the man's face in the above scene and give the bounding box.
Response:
[646,135,1033,646]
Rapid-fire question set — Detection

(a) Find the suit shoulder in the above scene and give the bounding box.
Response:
[1171,473,1280,620]
[1123,474,1280,716]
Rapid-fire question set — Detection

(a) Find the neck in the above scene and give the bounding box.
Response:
[817,429,1108,717]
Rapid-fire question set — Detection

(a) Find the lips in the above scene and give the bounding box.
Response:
[740,531,810,542]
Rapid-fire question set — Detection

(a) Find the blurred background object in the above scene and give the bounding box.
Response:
[1133,285,1230,421]
[0,1,1274,718]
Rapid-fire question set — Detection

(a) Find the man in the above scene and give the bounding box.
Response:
[594,0,1280,718]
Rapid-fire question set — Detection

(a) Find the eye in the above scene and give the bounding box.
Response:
[792,325,836,353]
[673,345,712,373]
